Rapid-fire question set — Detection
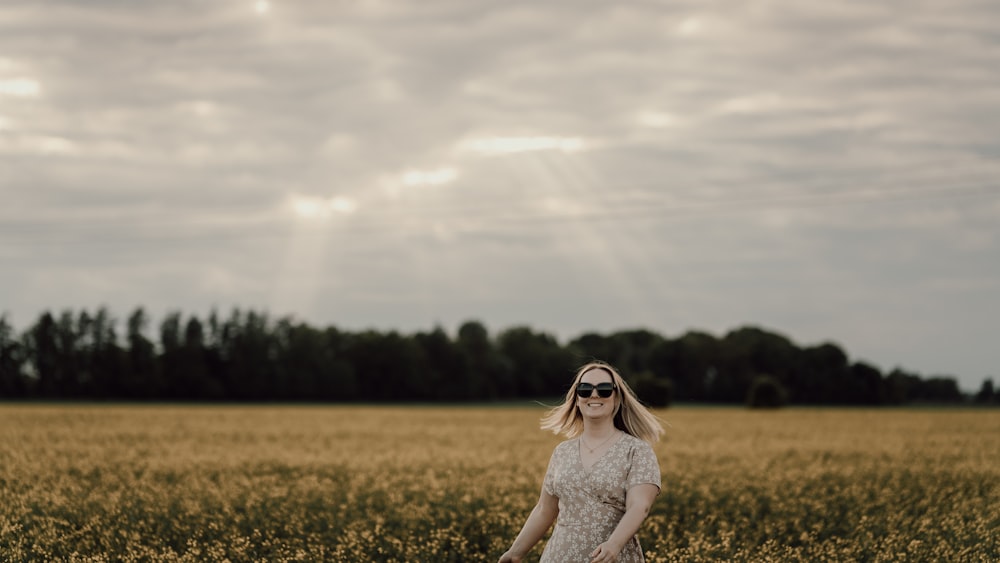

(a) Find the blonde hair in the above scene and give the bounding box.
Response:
[540,360,665,444]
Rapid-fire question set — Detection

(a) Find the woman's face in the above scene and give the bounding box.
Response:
[576,368,617,419]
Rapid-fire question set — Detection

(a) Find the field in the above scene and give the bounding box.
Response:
[1,405,998,562]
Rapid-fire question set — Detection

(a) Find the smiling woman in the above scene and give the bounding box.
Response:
[500,361,665,563]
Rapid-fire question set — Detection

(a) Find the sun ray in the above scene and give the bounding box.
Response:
[0,78,41,97]
[537,151,661,326]
[271,194,359,314]
[481,144,656,328]
[457,136,585,156]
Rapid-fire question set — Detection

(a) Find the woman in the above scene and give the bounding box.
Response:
[499,361,665,563]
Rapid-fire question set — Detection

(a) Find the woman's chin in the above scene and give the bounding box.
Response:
[580,405,611,419]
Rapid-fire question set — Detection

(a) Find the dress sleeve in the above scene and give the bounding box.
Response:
[625,440,661,493]
[542,446,559,497]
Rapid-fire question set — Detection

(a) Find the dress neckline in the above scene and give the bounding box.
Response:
[578,431,625,472]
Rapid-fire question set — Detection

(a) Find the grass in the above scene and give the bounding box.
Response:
[1,405,997,562]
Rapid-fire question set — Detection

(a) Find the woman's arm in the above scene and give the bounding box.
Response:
[589,483,659,563]
[498,488,559,563]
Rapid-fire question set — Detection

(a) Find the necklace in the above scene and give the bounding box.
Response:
[581,430,619,454]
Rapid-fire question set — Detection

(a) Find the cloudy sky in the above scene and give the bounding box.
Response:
[2,0,998,391]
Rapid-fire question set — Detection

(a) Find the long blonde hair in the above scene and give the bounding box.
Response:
[540,361,665,444]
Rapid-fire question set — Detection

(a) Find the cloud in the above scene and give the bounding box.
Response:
[0,0,998,390]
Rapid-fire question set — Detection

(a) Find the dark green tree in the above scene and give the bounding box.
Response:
[648,331,718,402]
[318,327,358,401]
[204,309,226,396]
[455,321,493,400]
[228,310,277,400]
[883,368,921,405]
[796,343,850,404]
[25,311,59,398]
[568,332,615,366]
[414,326,467,401]
[630,371,673,407]
[272,318,316,400]
[273,318,357,401]
[181,316,216,399]
[345,330,424,401]
[54,310,84,397]
[159,311,184,399]
[0,309,972,406]
[717,327,797,402]
[848,361,884,405]
[0,315,27,397]
[609,329,664,375]
[914,376,963,403]
[497,326,575,398]
[975,378,995,404]
[747,374,789,408]
[90,307,124,398]
[125,307,160,398]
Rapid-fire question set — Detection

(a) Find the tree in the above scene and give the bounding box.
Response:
[54,310,83,397]
[272,319,357,401]
[568,332,614,366]
[89,307,124,399]
[842,362,883,405]
[915,377,963,403]
[318,327,358,401]
[630,371,672,408]
[159,311,184,399]
[180,316,216,399]
[648,331,718,402]
[272,319,318,400]
[974,378,995,404]
[125,307,159,398]
[884,368,921,405]
[414,327,467,401]
[25,311,59,398]
[204,309,226,397]
[497,326,574,398]
[796,343,850,404]
[0,309,977,406]
[345,330,424,401]
[216,309,278,400]
[747,375,789,409]
[717,327,797,403]
[609,329,664,375]
[0,315,27,398]
[455,321,495,400]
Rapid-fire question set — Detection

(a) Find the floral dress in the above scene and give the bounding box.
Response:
[540,433,661,562]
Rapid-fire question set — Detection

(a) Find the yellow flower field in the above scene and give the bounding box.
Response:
[1,405,997,562]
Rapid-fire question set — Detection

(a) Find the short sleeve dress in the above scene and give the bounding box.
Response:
[540,432,661,563]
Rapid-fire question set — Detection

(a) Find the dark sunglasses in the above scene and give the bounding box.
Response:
[576,382,617,398]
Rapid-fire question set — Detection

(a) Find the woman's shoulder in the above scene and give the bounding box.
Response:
[553,437,580,452]
[619,431,655,453]
[545,437,579,462]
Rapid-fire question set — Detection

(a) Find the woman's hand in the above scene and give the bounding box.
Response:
[498,550,523,563]
[590,541,622,562]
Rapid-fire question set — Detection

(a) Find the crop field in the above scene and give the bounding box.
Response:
[1,405,998,562]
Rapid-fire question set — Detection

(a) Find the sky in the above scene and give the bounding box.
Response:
[1,0,998,392]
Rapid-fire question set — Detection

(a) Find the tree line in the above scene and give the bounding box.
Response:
[0,307,994,406]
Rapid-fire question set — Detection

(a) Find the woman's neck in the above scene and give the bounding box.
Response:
[582,418,618,439]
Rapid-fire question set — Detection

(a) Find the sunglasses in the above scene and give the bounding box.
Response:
[576,382,617,399]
